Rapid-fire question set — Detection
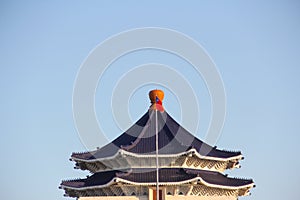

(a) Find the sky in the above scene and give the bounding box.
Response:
[1,1,300,200]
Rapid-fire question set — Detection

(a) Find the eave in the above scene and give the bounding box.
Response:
[61,177,254,197]
[72,148,242,163]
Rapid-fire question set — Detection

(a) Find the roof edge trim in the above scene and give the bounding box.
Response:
[71,148,243,163]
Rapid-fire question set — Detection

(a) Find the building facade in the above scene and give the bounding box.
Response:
[60,90,254,200]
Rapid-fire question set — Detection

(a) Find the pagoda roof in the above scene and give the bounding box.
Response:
[61,168,254,190]
[72,110,242,161]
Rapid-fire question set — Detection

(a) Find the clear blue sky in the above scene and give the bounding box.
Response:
[1,1,299,200]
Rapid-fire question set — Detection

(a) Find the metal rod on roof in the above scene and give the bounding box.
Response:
[155,109,159,200]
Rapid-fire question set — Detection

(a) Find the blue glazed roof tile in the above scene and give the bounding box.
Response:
[72,110,241,160]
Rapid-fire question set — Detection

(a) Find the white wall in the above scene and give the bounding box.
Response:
[79,195,237,200]
[79,196,148,200]
[166,196,237,200]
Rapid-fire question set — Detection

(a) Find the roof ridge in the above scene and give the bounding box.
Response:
[72,151,90,155]
[121,111,154,151]
[62,177,82,182]
[230,176,253,181]
[219,149,241,153]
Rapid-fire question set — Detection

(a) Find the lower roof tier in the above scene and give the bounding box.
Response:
[60,168,254,197]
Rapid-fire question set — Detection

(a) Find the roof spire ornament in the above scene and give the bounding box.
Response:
[149,89,164,111]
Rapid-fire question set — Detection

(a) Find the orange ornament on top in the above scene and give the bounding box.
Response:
[148,89,164,111]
